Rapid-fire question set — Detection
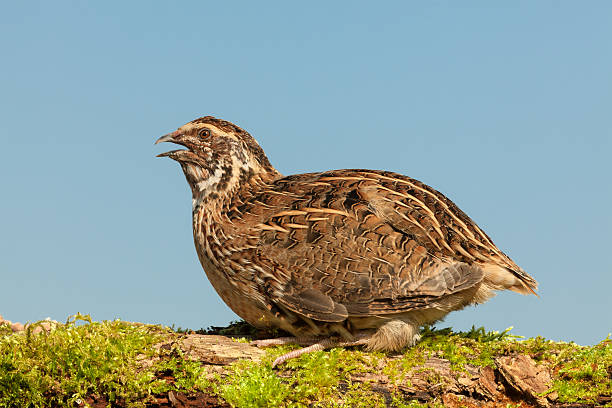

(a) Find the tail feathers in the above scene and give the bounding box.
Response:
[480,263,539,297]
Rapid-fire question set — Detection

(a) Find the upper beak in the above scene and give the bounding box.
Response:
[155,130,180,145]
[155,130,183,157]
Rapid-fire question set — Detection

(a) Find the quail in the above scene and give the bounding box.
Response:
[156,116,538,367]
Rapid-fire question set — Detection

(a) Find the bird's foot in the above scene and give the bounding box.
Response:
[251,336,322,348]
[267,334,371,368]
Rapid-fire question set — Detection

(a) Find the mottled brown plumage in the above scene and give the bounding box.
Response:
[156,116,538,366]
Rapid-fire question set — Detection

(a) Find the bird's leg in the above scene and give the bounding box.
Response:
[270,333,371,368]
[251,318,351,348]
[251,322,365,349]
[365,320,421,352]
[251,336,322,347]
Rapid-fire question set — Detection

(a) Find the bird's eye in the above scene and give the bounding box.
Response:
[198,128,211,138]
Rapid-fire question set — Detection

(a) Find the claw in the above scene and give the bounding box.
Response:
[265,334,372,368]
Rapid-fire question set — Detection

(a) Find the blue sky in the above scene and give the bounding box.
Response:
[1,1,610,345]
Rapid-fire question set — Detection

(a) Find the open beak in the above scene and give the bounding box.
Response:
[155,130,182,157]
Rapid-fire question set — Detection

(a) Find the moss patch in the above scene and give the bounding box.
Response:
[1,316,610,407]
[0,314,215,407]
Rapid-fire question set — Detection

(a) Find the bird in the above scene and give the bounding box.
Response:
[156,116,538,367]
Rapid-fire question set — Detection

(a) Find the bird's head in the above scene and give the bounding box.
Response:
[156,116,280,199]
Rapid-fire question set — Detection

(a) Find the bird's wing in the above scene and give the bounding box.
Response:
[239,169,522,320]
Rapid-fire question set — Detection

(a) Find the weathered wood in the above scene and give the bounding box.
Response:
[180,334,266,365]
[167,334,566,407]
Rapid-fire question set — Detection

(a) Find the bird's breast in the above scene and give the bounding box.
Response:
[192,206,272,323]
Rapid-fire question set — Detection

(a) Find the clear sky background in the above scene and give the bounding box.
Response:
[1,1,610,345]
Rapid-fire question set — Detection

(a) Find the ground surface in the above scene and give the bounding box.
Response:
[0,315,610,407]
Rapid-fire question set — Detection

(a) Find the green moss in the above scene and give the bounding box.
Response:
[218,346,389,407]
[331,381,388,407]
[390,395,443,408]
[0,324,12,337]
[232,337,252,344]
[0,314,215,408]
[217,360,291,407]
[1,316,610,407]
[0,314,168,407]
[549,337,611,404]
[383,347,424,386]
[402,325,515,372]
[154,347,212,392]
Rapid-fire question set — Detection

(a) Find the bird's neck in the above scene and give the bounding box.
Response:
[188,157,281,214]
